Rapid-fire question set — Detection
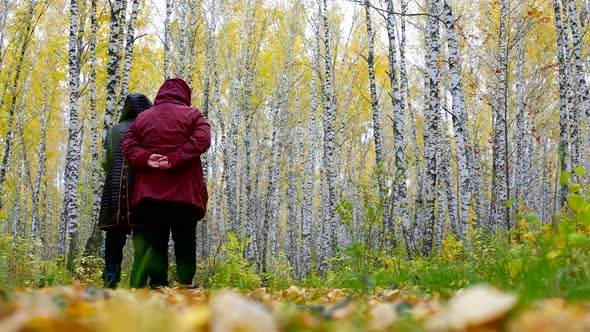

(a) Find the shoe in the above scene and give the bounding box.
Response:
[178,283,199,290]
[150,284,167,290]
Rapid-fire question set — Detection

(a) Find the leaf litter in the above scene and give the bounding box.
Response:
[0,283,589,331]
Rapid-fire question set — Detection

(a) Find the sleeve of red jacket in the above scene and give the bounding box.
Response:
[121,121,151,168]
[166,113,211,168]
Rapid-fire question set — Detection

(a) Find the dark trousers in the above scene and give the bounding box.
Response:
[103,229,128,288]
[130,200,198,288]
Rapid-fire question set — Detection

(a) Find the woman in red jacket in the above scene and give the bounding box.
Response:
[122,78,211,288]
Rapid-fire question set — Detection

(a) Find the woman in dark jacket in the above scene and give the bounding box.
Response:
[98,93,152,288]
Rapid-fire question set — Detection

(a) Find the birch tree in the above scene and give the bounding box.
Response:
[84,0,102,257]
[117,0,140,112]
[0,2,36,214]
[566,0,590,123]
[384,0,412,254]
[300,5,322,276]
[489,0,510,231]
[443,0,473,238]
[61,0,82,273]
[318,0,338,275]
[552,0,568,207]
[104,0,124,142]
[261,16,294,272]
[513,36,528,214]
[31,70,50,245]
[163,0,173,79]
[563,4,579,184]
[363,0,385,233]
[421,0,443,256]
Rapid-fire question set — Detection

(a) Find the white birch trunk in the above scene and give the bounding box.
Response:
[0,3,34,213]
[84,0,103,257]
[384,0,412,254]
[489,0,510,231]
[301,43,320,277]
[240,12,260,249]
[287,119,300,278]
[553,0,569,207]
[40,182,49,259]
[178,1,188,79]
[261,54,293,272]
[567,0,590,123]
[0,0,13,73]
[564,1,580,181]
[186,1,198,86]
[32,73,50,244]
[113,0,128,121]
[61,0,82,273]
[15,65,33,239]
[104,0,123,142]
[364,0,385,228]
[318,0,338,275]
[422,0,443,256]
[12,160,22,239]
[513,37,528,214]
[116,0,140,113]
[261,114,279,272]
[443,0,473,238]
[440,126,459,238]
[164,0,173,79]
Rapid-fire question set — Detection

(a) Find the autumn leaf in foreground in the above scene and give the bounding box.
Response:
[427,284,516,331]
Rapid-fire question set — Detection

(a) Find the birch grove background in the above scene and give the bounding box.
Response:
[0,0,588,284]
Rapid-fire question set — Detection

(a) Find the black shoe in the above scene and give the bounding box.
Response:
[178,283,199,290]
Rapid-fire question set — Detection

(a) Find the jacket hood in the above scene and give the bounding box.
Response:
[118,93,152,123]
[153,78,192,107]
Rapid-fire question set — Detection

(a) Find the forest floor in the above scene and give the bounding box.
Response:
[0,283,589,331]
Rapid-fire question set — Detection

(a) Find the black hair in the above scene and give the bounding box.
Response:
[118,93,153,122]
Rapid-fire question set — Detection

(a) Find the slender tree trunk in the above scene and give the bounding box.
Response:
[15,64,33,239]
[164,0,173,79]
[0,2,35,214]
[440,126,459,238]
[443,0,473,239]
[178,1,188,79]
[513,36,528,214]
[261,71,291,273]
[32,71,50,245]
[117,0,140,112]
[318,0,338,275]
[384,0,412,254]
[564,0,580,181]
[0,0,13,74]
[364,0,385,234]
[186,0,198,87]
[13,160,22,239]
[104,0,123,143]
[421,0,443,256]
[567,0,590,122]
[301,30,320,276]
[84,0,103,258]
[397,0,421,252]
[40,182,49,259]
[489,0,510,231]
[61,0,82,274]
[261,113,279,272]
[287,115,301,277]
[552,0,569,207]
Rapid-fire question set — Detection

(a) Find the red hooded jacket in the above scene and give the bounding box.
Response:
[121,78,211,219]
